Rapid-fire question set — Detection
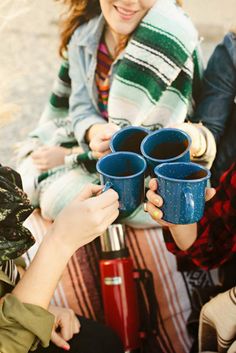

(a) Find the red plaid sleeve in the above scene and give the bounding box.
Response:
[164,163,236,270]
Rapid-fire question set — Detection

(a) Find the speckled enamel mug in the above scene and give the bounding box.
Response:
[154,162,211,224]
[110,126,149,155]
[140,128,191,175]
[96,152,147,219]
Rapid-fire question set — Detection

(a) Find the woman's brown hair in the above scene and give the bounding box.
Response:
[176,0,183,6]
[58,0,101,57]
[58,0,183,57]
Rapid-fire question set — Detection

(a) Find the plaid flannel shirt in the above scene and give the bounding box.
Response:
[164,162,236,270]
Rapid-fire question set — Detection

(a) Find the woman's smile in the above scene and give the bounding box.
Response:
[100,0,156,38]
[113,5,138,21]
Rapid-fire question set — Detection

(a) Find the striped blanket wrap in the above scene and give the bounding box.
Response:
[21,0,202,152]
[108,0,201,129]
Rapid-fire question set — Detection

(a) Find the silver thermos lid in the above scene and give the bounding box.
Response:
[101,224,126,252]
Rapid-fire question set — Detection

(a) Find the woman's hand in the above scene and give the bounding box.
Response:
[167,122,207,158]
[88,123,120,159]
[48,305,80,351]
[12,184,119,311]
[52,183,119,253]
[146,178,216,224]
[145,178,216,250]
[31,146,71,171]
[145,178,175,227]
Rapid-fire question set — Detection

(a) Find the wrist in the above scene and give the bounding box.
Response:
[64,146,84,166]
[191,124,207,158]
[170,223,197,251]
[45,225,74,260]
[85,123,105,143]
[71,146,83,155]
[65,148,72,156]
[12,228,73,309]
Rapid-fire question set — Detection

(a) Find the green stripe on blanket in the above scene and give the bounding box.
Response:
[49,60,71,109]
[133,26,189,67]
[117,58,166,103]
[58,60,71,84]
[50,95,69,109]
[108,0,201,128]
[171,70,193,99]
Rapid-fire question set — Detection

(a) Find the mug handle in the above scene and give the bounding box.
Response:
[102,181,113,193]
[182,186,194,223]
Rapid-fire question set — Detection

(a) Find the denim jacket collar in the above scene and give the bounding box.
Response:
[77,14,105,55]
[74,14,125,62]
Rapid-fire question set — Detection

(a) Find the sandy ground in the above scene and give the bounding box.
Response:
[0,0,217,167]
[0,0,62,166]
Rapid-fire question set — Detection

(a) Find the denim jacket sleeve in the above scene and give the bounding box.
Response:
[68,29,106,150]
[192,32,236,143]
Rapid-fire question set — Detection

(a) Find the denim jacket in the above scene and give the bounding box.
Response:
[192,32,236,185]
[68,15,122,151]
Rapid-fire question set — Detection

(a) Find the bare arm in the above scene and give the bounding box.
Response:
[12,184,119,308]
[12,229,71,308]
[145,178,215,251]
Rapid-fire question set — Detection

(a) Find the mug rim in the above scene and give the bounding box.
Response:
[154,162,211,183]
[96,151,147,179]
[140,127,192,163]
[110,125,150,153]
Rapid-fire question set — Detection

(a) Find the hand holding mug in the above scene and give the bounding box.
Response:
[145,177,216,250]
[52,183,119,253]
[97,152,147,219]
[146,178,216,225]
[167,122,207,158]
[89,123,120,159]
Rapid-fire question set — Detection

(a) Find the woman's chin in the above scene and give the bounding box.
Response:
[110,23,137,37]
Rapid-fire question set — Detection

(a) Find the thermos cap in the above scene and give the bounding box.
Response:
[101,224,126,252]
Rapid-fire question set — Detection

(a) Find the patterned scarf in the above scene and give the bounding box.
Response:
[0,165,35,263]
[108,0,202,129]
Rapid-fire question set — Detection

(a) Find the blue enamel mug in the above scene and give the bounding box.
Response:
[110,126,149,154]
[140,128,191,174]
[154,162,211,224]
[96,152,147,218]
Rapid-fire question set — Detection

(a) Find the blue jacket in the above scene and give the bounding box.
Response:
[68,15,123,151]
[192,32,236,185]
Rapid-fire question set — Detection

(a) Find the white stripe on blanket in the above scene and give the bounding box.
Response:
[126,43,180,84]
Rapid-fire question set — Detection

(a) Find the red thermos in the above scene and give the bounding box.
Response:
[100,224,141,353]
